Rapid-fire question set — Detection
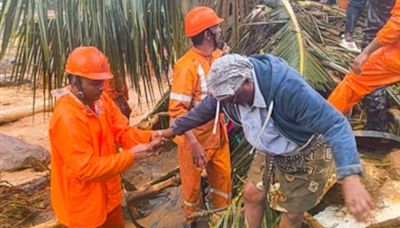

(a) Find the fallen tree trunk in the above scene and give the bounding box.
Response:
[19,175,50,193]
[126,175,180,203]
[0,103,52,124]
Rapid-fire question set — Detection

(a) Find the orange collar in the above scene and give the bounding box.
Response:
[52,86,102,117]
[190,46,223,63]
[192,46,224,58]
[191,46,213,57]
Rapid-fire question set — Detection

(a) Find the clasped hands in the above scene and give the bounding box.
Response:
[130,128,176,159]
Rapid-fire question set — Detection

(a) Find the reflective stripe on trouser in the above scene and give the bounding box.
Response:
[178,141,232,220]
[209,187,231,201]
[328,48,400,114]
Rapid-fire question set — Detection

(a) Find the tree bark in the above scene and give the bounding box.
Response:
[126,175,180,203]
[0,103,52,124]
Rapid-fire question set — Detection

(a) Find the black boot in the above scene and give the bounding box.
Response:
[365,88,388,132]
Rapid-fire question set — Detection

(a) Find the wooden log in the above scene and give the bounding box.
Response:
[20,175,50,192]
[150,166,180,185]
[2,174,50,192]
[0,103,52,124]
[135,111,169,130]
[303,212,325,228]
[126,175,180,203]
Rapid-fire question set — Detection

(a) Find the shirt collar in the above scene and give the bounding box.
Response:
[191,46,222,59]
[51,86,102,117]
[252,68,266,108]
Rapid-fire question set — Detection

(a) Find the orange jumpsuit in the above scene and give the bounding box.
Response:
[49,86,152,227]
[168,47,232,220]
[328,0,400,114]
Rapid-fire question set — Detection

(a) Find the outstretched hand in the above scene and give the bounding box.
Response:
[342,175,375,223]
[151,130,165,144]
[130,144,157,159]
[158,128,175,140]
[130,130,168,159]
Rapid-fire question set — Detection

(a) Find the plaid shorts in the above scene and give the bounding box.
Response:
[247,136,337,213]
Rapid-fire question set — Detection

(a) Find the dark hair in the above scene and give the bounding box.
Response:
[191,30,206,46]
[67,74,84,91]
[67,74,74,84]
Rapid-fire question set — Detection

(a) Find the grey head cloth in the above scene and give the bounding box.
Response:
[207,54,274,155]
[207,54,254,101]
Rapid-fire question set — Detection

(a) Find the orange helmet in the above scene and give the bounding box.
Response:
[65,46,113,80]
[185,6,224,37]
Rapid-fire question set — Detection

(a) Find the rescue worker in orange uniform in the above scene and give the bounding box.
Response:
[328,0,400,114]
[168,6,232,225]
[49,46,164,227]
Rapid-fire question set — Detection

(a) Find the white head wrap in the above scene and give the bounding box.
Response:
[207,54,254,101]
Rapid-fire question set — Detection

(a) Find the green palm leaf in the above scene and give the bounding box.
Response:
[260,1,335,92]
[0,0,186,105]
[280,0,304,74]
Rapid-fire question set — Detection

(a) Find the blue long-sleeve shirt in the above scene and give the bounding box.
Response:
[172,54,362,180]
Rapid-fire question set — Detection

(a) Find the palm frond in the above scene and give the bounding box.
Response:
[259,1,335,92]
[0,0,187,105]
[280,0,304,74]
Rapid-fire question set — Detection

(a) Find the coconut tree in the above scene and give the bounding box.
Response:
[0,0,187,107]
[0,0,257,105]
